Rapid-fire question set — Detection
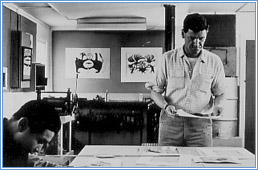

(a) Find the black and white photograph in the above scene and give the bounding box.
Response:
[1,1,256,168]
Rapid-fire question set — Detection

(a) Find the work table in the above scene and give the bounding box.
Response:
[69,145,255,167]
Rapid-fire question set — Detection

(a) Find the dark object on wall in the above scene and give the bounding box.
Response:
[31,63,47,91]
[10,30,21,88]
[204,15,236,47]
[164,4,175,52]
[35,64,47,88]
[3,67,7,90]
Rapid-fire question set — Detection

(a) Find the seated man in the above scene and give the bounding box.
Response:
[3,100,61,167]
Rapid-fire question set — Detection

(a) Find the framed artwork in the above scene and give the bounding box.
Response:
[121,47,162,82]
[3,67,7,90]
[66,48,110,79]
[22,47,32,81]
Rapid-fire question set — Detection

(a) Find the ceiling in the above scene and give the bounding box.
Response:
[5,2,255,30]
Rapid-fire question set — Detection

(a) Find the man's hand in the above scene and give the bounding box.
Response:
[165,105,177,118]
[212,106,223,117]
[213,93,226,117]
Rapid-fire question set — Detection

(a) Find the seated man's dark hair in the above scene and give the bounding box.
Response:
[12,100,61,134]
[183,13,209,33]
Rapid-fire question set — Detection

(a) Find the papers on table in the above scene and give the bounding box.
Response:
[136,153,192,167]
[193,148,255,165]
[68,146,255,167]
[176,109,220,119]
[136,146,191,167]
[145,146,179,154]
[69,157,122,167]
[193,156,239,164]
[195,147,254,159]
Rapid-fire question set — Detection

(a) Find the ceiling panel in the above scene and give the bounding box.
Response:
[187,3,245,13]
[8,2,252,30]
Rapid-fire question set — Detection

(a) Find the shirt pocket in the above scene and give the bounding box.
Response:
[198,76,212,93]
[168,71,185,89]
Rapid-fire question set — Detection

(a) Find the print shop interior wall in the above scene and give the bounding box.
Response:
[52,30,165,93]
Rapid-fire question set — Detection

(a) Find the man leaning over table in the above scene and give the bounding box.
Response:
[146,13,227,147]
[3,100,63,167]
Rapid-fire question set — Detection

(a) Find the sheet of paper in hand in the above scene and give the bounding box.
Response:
[176,109,220,119]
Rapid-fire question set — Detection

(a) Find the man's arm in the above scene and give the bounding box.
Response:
[151,90,176,117]
[28,154,64,167]
[213,92,226,116]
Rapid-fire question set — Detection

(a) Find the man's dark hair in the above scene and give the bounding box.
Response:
[183,13,209,33]
[12,100,61,134]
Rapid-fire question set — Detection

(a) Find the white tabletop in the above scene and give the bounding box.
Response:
[69,145,255,167]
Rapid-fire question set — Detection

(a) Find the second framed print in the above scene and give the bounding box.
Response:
[121,47,162,82]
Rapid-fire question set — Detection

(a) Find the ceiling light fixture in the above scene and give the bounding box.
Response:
[76,16,147,30]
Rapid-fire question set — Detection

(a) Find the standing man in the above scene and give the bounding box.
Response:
[3,100,61,167]
[148,13,226,146]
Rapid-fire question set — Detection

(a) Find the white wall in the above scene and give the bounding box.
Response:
[3,92,36,118]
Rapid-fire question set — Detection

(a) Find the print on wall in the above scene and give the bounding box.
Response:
[22,47,32,81]
[121,47,162,82]
[66,48,110,79]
